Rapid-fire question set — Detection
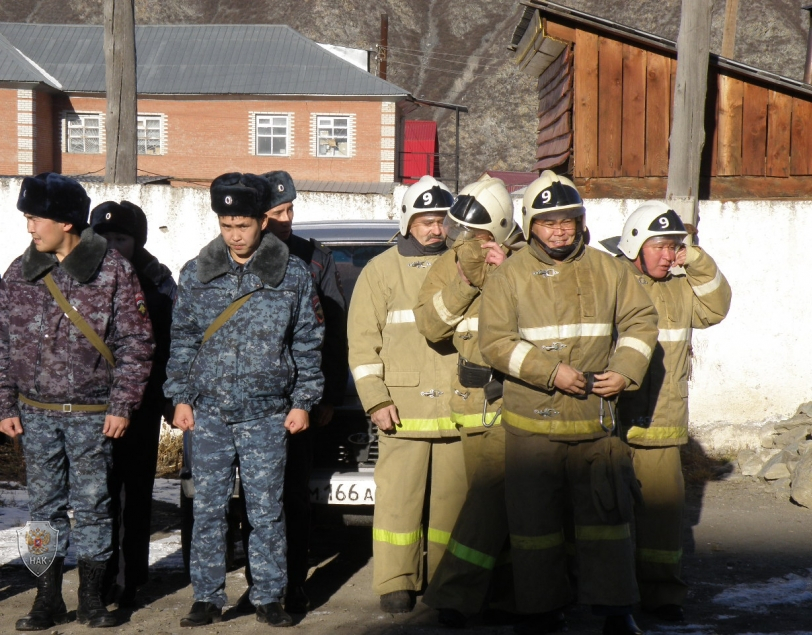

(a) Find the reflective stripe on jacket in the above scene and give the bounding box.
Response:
[348,245,457,438]
[618,246,731,447]
[479,240,659,441]
[414,248,501,431]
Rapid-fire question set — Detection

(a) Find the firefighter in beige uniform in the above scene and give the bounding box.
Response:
[413,178,519,626]
[478,172,659,635]
[348,175,465,614]
[613,201,731,622]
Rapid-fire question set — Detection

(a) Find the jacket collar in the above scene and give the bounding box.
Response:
[528,235,585,266]
[21,227,108,283]
[132,248,173,288]
[196,232,289,287]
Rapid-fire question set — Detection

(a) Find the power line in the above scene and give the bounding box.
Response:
[385,45,508,63]
[391,58,516,79]
[388,49,505,71]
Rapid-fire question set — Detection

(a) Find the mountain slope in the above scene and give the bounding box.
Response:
[1,0,809,185]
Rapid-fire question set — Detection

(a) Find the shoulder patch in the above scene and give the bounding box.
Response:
[135,291,149,318]
[310,238,332,255]
[312,295,325,324]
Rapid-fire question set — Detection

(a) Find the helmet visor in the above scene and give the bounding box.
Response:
[449,195,492,225]
[443,216,480,246]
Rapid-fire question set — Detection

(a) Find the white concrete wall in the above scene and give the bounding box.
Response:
[0,178,407,286]
[0,177,802,452]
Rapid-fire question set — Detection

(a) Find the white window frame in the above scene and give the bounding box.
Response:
[64,112,102,154]
[137,114,164,156]
[315,114,352,158]
[255,114,291,156]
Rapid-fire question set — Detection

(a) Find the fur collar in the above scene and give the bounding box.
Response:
[21,228,109,283]
[196,232,289,287]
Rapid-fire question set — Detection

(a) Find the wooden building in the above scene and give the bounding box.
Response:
[510,0,812,199]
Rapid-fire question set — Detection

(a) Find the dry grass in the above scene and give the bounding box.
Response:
[0,437,26,484]
[681,438,734,486]
[156,421,183,477]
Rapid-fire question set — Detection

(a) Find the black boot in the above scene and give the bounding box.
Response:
[77,560,117,628]
[602,614,643,635]
[15,558,69,631]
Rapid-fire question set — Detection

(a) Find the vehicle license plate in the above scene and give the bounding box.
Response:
[309,470,375,505]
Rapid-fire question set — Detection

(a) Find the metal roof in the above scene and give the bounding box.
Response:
[0,23,410,97]
[0,33,53,85]
[512,0,812,100]
[295,180,397,195]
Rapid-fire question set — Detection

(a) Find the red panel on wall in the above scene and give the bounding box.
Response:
[402,120,438,184]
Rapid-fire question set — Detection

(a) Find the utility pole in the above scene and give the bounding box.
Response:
[379,13,388,80]
[721,0,739,58]
[104,0,137,184]
[666,0,714,234]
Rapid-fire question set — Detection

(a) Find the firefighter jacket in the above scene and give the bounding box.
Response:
[348,244,458,438]
[479,239,659,441]
[164,232,324,423]
[0,228,155,419]
[618,246,731,447]
[414,247,501,431]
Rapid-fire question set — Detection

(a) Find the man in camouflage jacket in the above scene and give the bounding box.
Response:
[164,172,324,628]
[0,173,154,630]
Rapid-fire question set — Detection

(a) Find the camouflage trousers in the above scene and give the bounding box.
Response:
[20,407,112,562]
[190,402,288,609]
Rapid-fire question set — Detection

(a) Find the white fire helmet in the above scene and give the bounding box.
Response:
[520,171,585,240]
[399,175,454,236]
[618,200,688,259]
[444,178,515,246]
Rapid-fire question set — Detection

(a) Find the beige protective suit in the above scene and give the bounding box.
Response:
[479,238,658,613]
[618,246,731,610]
[414,245,512,614]
[348,244,465,595]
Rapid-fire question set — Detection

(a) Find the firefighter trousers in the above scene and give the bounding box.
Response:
[631,445,688,609]
[372,435,466,595]
[422,425,513,614]
[504,428,639,613]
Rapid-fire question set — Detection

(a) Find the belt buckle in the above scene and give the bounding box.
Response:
[62,403,72,413]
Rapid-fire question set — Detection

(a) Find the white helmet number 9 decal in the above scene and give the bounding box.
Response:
[422,192,433,205]
[541,189,552,205]
[658,216,670,228]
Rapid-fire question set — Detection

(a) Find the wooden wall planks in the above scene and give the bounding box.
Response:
[573,29,599,178]
[741,83,768,176]
[645,52,671,177]
[767,90,791,178]
[621,44,646,177]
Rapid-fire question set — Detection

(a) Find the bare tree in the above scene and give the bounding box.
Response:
[104,0,137,184]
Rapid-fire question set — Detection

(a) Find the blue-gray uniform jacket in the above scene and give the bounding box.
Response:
[164,232,324,422]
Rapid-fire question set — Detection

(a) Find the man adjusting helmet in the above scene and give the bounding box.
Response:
[415,178,523,626]
[613,201,731,623]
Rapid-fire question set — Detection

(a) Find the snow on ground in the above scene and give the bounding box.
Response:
[713,570,812,612]
[0,478,184,569]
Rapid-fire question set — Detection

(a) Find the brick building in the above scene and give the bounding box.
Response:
[0,24,411,185]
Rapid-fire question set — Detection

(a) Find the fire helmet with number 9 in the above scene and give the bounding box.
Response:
[618,200,688,259]
[399,175,455,236]
[520,170,585,240]
[445,178,515,246]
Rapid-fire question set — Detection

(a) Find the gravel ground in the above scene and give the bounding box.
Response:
[3,471,812,634]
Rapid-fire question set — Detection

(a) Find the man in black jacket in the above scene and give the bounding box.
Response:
[90,200,177,608]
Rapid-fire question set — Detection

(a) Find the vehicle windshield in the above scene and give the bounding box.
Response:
[329,244,391,300]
